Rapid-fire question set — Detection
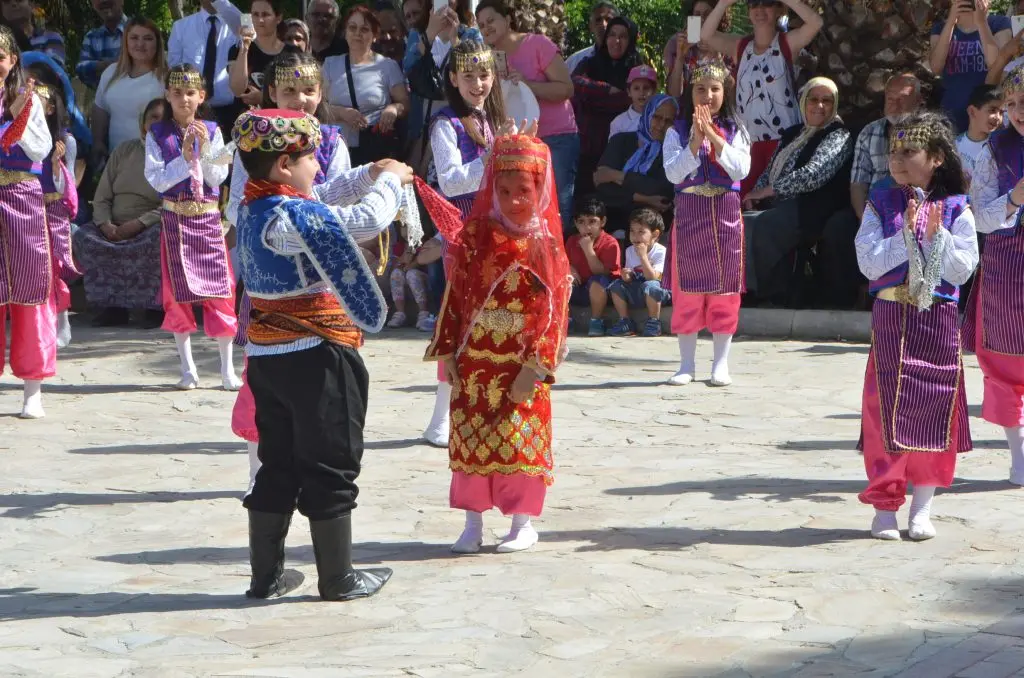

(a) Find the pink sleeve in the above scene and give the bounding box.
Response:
[531,34,558,73]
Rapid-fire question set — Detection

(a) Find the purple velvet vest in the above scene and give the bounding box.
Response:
[433,107,486,203]
[149,119,220,201]
[315,124,341,185]
[990,127,1024,237]
[867,177,965,301]
[672,117,741,192]
[0,119,43,175]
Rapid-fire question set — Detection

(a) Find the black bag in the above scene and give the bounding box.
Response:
[407,35,447,100]
[344,55,401,163]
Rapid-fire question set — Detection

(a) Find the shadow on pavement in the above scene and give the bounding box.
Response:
[67,442,241,455]
[790,343,870,356]
[0,490,241,519]
[97,540,452,567]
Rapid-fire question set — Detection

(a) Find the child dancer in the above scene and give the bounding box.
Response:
[386,222,430,328]
[422,39,511,448]
[424,131,571,554]
[966,65,1024,485]
[232,108,412,600]
[0,29,55,419]
[856,111,978,541]
[145,64,238,391]
[662,58,749,386]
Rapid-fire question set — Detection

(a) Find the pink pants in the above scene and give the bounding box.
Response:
[55,278,70,313]
[670,292,741,335]
[974,280,1024,427]
[159,248,238,337]
[450,471,547,516]
[859,353,959,511]
[231,358,258,443]
[0,296,58,381]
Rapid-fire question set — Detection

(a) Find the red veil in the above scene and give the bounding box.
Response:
[417,134,572,375]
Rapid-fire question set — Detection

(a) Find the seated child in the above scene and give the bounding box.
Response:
[566,196,621,336]
[607,207,671,337]
[609,64,657,139]
[387,223,431,330]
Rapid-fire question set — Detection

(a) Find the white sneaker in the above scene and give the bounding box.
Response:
[175,372,199,390]
[870,511,901,541]
[666,371,694,386]
[496,524,539,553]
[416,312,436,332]
[387,311,407,329]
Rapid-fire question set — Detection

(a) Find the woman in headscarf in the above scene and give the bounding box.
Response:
[593,93,678,238]
[571,16,639,197]
[743,76,853,306]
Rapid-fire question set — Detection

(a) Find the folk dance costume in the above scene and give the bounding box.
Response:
[966,115,1024,485]
[0,83,55,419]
[233,108,402,601]
[421,103,493,447]
[40,128,79,349]
[662,62,750,387]
[424,134,572,554]
[855,123,979,542]
[144,73,237,391]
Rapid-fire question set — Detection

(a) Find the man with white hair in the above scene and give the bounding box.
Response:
[308,0,348,61]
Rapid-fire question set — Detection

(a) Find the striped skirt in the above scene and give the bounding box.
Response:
[160,204,232,304]
[665,190,745,295]
[45,194,81,283]
[0,177,51,306]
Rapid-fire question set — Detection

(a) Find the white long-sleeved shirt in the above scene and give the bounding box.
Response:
[167,10,239,108]
[6,93,53,165]
[144,125,230,195]
[430,117,486,198]
[662,125,751,185]
[855,201,979,286]
[969,143,1023,235]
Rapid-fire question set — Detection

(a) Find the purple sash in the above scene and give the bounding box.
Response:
[666,191,745,294]
[45,198,81,282]
[0,179,51,305]
[160,209,232,303]
[871,299,970,453]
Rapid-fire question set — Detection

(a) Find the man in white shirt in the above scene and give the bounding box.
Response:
[564,1,617,74]
[168,0,240,135]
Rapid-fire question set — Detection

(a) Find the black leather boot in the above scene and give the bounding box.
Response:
[309,513,392,601]
[245,510,304,598]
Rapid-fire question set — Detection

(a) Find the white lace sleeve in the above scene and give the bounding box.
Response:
[663,127,700,184]
[16,94,52,162]
[431,118,485,198]
[200,127,229,188]
[970,143,1020,234]
[855,202,909,281]
[937,207,980,286]
[717,124,752,182]
[144,131,190,193]
[226,152,247,225]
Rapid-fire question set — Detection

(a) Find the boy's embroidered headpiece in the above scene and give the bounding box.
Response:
[691,58,729,84]
[275,62,321,89]
[168,70,204,89]
[1004,65,1024,95]
[232,108,322,154]
[492,134,548,175]
[889,119,931,153]
[454,49,494,72]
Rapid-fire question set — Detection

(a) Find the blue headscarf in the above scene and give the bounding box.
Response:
[20,51,92,149]
[622,94,678,175]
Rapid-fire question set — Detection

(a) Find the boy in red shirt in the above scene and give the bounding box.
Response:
[566,196,621,336]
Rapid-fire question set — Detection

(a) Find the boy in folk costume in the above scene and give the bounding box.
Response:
[662,58,750,387]
[233,108,414,600]
[144,65,239,391]
[0,26,55,419]
[966,65,1024,485]
[425,133,572,554]
[855,112,978,541]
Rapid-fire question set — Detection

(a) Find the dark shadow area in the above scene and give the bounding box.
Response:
[563,349,679,368]
[68,442,241,456]
[825,413,860,420]
[98,540,454,567]
[0,490,240,519]
[389,384,438,394]
[553,380,660,391]
[0,383,175,396]
[543,525,866,551]
[777,438,1009,451]
[789,343,870,356]
[364,438,424,450]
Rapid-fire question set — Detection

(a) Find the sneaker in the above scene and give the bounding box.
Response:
[642,317,663,337]
[387,311,407,328]
[608,317,635,337]
[587,318,605,337]
[416,312,436,332]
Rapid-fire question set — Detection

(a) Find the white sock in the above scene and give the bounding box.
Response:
[497,513,539,553]
[908,486,936,540]
[668,334,697,384]
[245,441,260,497]
[451,510,484,554]
[20,379,44,419]
[423,381,452,446]
[56,311,71,348]
[871,509,900,541]
[174,333,197,376]
[711,333,733,385]
[217,336,242,390]
[1006,426,1024,485]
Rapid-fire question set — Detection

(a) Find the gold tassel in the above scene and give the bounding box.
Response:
[376,227,390,276]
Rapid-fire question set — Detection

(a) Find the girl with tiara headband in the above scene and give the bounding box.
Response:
[0,28,56,419]
[662,57,750,387]
[967,64,1024,487]
[856,111,978,541]
[144,64,238,392]
[421,39,515,448]
[424,131,571,554]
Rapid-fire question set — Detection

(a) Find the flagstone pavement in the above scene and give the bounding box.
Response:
[2,325,1024,678]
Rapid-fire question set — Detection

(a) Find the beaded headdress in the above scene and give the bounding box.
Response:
[167,70,204,90]
[275,62,321,89]
[0,27,15,56]
[32,84,52,101]
[889,119,931,153]
[690,58,729,84]
[453,48,495,73]
[492,134,548,175]
[232,108,322,154]
[1004,65,1024,96]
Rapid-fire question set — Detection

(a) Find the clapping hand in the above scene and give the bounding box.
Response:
[903,197,919,233]
[52,140,65,172]
[10,78,34,119]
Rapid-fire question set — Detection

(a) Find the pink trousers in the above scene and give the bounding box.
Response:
[974,280,1024,427]
[859,353,959,511]
[0,295,58,381]
[450,471,547,516]
[159,247,238,337]
[231,358,258,443]
[55,278,70,313]
[670,292,741,335]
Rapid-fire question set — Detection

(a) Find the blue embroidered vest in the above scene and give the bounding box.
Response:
[314,124,341,185]
[149,119,221,201]
[867,177,966,301]
[432,107,486,201]
[988,127,1023,237]
[672,117,741,193]
[237,194,386,332]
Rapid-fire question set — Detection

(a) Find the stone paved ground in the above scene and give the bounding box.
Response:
[2,324,1024,678]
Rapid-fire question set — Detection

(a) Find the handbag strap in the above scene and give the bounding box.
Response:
[344,54,359,111]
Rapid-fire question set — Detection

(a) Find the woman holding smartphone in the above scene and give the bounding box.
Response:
[228,0,285,107]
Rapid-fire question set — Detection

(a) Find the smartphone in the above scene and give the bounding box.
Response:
[494,50,509,79]
[433,0,447,13]
[687,16,701,44]
[240,13,254,32]
[1013,15,1024,37]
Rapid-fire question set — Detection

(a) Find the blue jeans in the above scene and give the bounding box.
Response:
[607,278,671,308]
[543,132,580,235]
[426,260,446,314]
